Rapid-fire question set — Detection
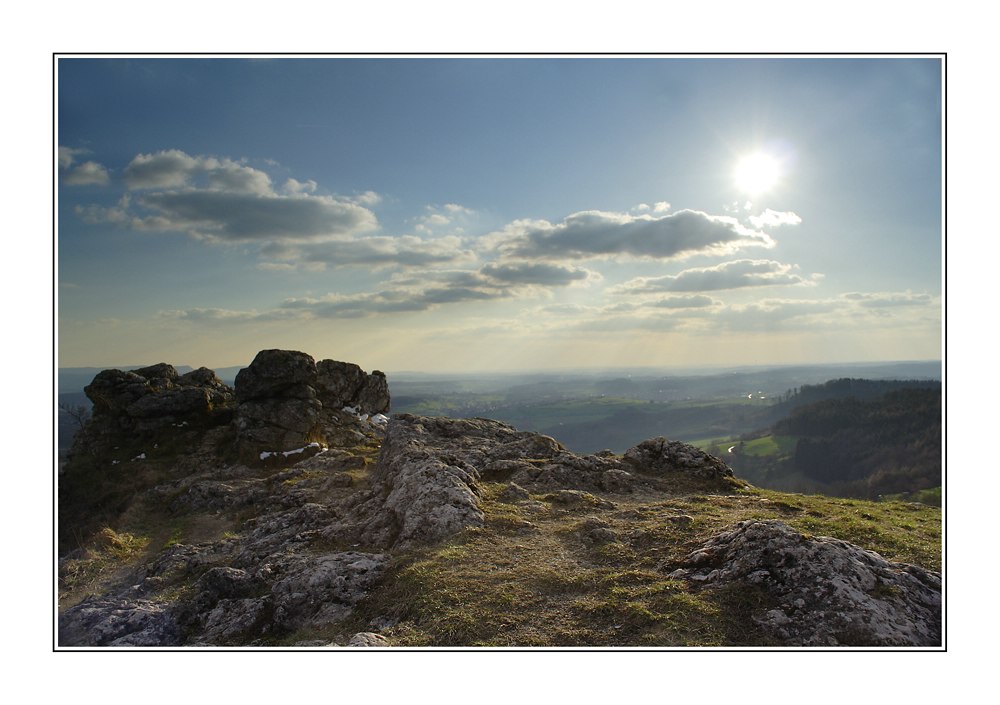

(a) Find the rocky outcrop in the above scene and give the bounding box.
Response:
[233,349,389,461]
[624,437,734,480]
[58,596,182,646]
[82,363,235,434]
[667,520,941,646]
[327,415,735,549]
[59,360,941,649]
[328,415,497,548]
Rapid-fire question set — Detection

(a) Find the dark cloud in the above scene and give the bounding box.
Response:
[646,294,719,309]
[135,190,377,243]
[496,209,772,261]
[281,283,510,319]
[298,235,474,267]
[480,262,596,286]
[614,259,813,293]
[275,261,597,319]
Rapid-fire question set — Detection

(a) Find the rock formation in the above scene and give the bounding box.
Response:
[58,351,942,648]
[668,520,941,646]
[83,363,235,435]
[233,349,389,461]
[326,414,741,550]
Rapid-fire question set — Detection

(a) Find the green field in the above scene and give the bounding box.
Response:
[740,435,798,457]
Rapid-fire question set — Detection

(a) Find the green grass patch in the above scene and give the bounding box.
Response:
[741,435,798,457]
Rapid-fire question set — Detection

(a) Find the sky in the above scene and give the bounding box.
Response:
[57,56,943,373]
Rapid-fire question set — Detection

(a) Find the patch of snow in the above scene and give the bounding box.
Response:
[259,442,326,461]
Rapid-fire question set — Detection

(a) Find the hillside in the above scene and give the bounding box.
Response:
[719,385,942,502]
[57,351,942,648]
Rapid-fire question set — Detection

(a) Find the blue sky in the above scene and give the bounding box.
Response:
[57,56,942,372]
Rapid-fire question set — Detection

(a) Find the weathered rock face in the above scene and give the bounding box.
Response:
[624,437,734,480]
[233,349,390,461]
[668,520,941,646]
[326,414,730,550]
[83,363,235,433]
[58,596,182,646]
[329,415,498,548]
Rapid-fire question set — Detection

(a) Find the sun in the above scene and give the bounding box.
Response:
[734,152,782,195]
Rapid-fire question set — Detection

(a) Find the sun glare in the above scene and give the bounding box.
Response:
[734,152,781,195]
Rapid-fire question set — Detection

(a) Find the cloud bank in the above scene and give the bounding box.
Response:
[612,259,818,293]
[492,209,774,261]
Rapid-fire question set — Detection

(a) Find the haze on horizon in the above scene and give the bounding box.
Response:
[57,57,943,374]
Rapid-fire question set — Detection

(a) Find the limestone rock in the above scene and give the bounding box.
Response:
[328,414,648,549]
[499,482,531,502]
[348,632,389,647]
[668,520,941,646]
[59,597,182,646]
[332,415,489,548]
[354,371,390,415]
[624,437,734,480]
[269,552,390,630]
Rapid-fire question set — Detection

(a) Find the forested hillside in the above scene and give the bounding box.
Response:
[725,386,941,501]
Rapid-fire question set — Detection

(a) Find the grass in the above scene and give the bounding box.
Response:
[59,527,152,608]
[882,486,942,507]
[339,475,940,646]
[741,435,798,457]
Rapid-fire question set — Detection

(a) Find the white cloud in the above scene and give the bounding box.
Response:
[841,291,934,307]
[63,160,111,186]
[58,146,88,170]
[612,259,817,293]
[283,178,318,194]
[124,150,273,195]
[157,307,309,323]
[59,146,111,186]
[74,194,131,224]
[413,203,477,234]
[354,190,382,206]
[748,209,803,229]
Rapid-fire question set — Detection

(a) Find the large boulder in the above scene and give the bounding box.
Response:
[234,349,318,402]
[233,350,390,460]
[624,437,735,480]
[668,520,941,646]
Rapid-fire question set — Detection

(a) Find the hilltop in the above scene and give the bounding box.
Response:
[57,350,942,648]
